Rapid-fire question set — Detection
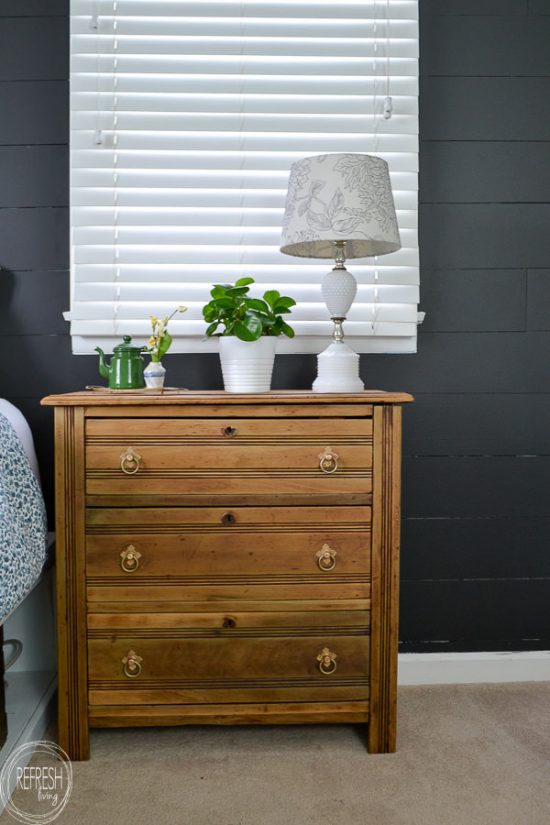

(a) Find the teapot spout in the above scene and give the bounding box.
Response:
[95,346,110,380]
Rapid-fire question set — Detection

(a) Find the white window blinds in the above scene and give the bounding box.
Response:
[69,0,419,354]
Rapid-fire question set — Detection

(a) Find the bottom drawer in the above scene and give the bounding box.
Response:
[88,623,369,706]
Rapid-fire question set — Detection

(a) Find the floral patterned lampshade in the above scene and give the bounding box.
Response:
[280,153,401,259]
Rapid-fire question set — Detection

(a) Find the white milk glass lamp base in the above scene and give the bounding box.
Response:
[312,341,364,393]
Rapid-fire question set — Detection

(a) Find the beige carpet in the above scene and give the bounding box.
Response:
[2,683,549,825]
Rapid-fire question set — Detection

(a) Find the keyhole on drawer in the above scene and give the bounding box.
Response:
[222,512,236,526]
[222,426,237,438]
[222,617,237,629]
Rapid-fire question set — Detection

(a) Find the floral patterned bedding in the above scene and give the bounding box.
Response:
[0,413,47,624]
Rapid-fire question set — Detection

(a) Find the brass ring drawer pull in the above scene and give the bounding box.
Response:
[317,647,337,675]
[122,650,143,679]
[222,425,238,438]
[120,545,141,573]
[316,544,337,571]
[120,446,142,475]
[318,446,339,474]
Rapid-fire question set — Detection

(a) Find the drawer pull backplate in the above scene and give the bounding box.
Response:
[317,647,338,675]
[120,446,142,475]
[122,650,143,679]
[120,544,141,573]
[318,447,339,474]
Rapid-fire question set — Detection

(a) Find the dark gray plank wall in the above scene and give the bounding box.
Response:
[0,0,548,653]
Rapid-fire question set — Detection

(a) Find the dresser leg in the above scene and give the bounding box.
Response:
[368,405,401,754]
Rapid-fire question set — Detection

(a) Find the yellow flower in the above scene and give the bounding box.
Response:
[148,336,156,347]
[150,315,158,326]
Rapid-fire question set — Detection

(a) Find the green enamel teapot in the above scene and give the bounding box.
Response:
[95,336,147,389]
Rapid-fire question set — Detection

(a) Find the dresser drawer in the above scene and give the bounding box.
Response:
[87,531,369,579]
[88,610,370,704]
[85,417,372,498]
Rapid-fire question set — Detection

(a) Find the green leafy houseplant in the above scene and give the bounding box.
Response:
[202,278,296,341]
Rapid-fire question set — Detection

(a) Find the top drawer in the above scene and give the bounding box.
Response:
[85,417,373,500]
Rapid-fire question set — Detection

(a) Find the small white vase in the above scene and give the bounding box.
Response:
[143,359,166,389]
[219,336,277,393]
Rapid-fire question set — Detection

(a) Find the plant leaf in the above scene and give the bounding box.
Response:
[263,290,280,308]
[244,298,271,315]
[205,322,219,336]
[212,297,236,309]
[281,321,295,338]
[273,296,296,311]
[210,285,228,300]
[157,332,173,357]
[226,286,250,298]
[235,276,255,287]
[235,315,262,341]
[202,304,218,322]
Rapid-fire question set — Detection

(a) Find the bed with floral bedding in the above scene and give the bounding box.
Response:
[0,412,47,624]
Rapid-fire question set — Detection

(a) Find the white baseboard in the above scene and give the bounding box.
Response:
[0,672,57,813]
[398,651,550,686]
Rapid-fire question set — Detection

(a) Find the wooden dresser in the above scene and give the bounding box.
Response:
[41,390,412,759]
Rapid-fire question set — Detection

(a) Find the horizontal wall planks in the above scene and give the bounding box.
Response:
[420,204,550,269]
[364,333,550,393]
[422,0,528,13]
[527,271,550,330]
[421,16,550,76]
[0,147,68,207]
[0,82,68,145]
[419,270,526,332]
[403,394,550,456]
[0,17,68,80]
[403,456,550,519]
[0,0,548,659]
[0,2,68,15]
[0,270,69,335]
[400,579,550,645]
[420,142,550,204]
[401,517,550,580]
[0,208,68,270]
[421,78,550,141]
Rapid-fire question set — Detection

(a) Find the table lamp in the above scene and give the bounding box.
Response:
[280,153,401,392]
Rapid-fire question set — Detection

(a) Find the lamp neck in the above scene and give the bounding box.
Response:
[332,317,345,343]
[332,240,347,270]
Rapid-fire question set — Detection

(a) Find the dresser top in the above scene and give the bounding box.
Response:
[41,389,413,407]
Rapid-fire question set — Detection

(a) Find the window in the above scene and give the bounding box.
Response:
[68,0,419,353]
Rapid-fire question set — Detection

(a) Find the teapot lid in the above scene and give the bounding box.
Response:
[112,335,142,354]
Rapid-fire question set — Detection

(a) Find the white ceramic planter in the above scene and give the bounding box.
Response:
[219,336,277,393]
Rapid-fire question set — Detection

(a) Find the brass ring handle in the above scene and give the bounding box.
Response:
[318,447,339,474]
[120,544,141,573]
[120,446,142,475]
[317,647,337,675]
[122,650,143,679]
[316,544,337,572]
[222,426,238,438]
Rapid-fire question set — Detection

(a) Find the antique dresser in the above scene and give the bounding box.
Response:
[41,390,412,759]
